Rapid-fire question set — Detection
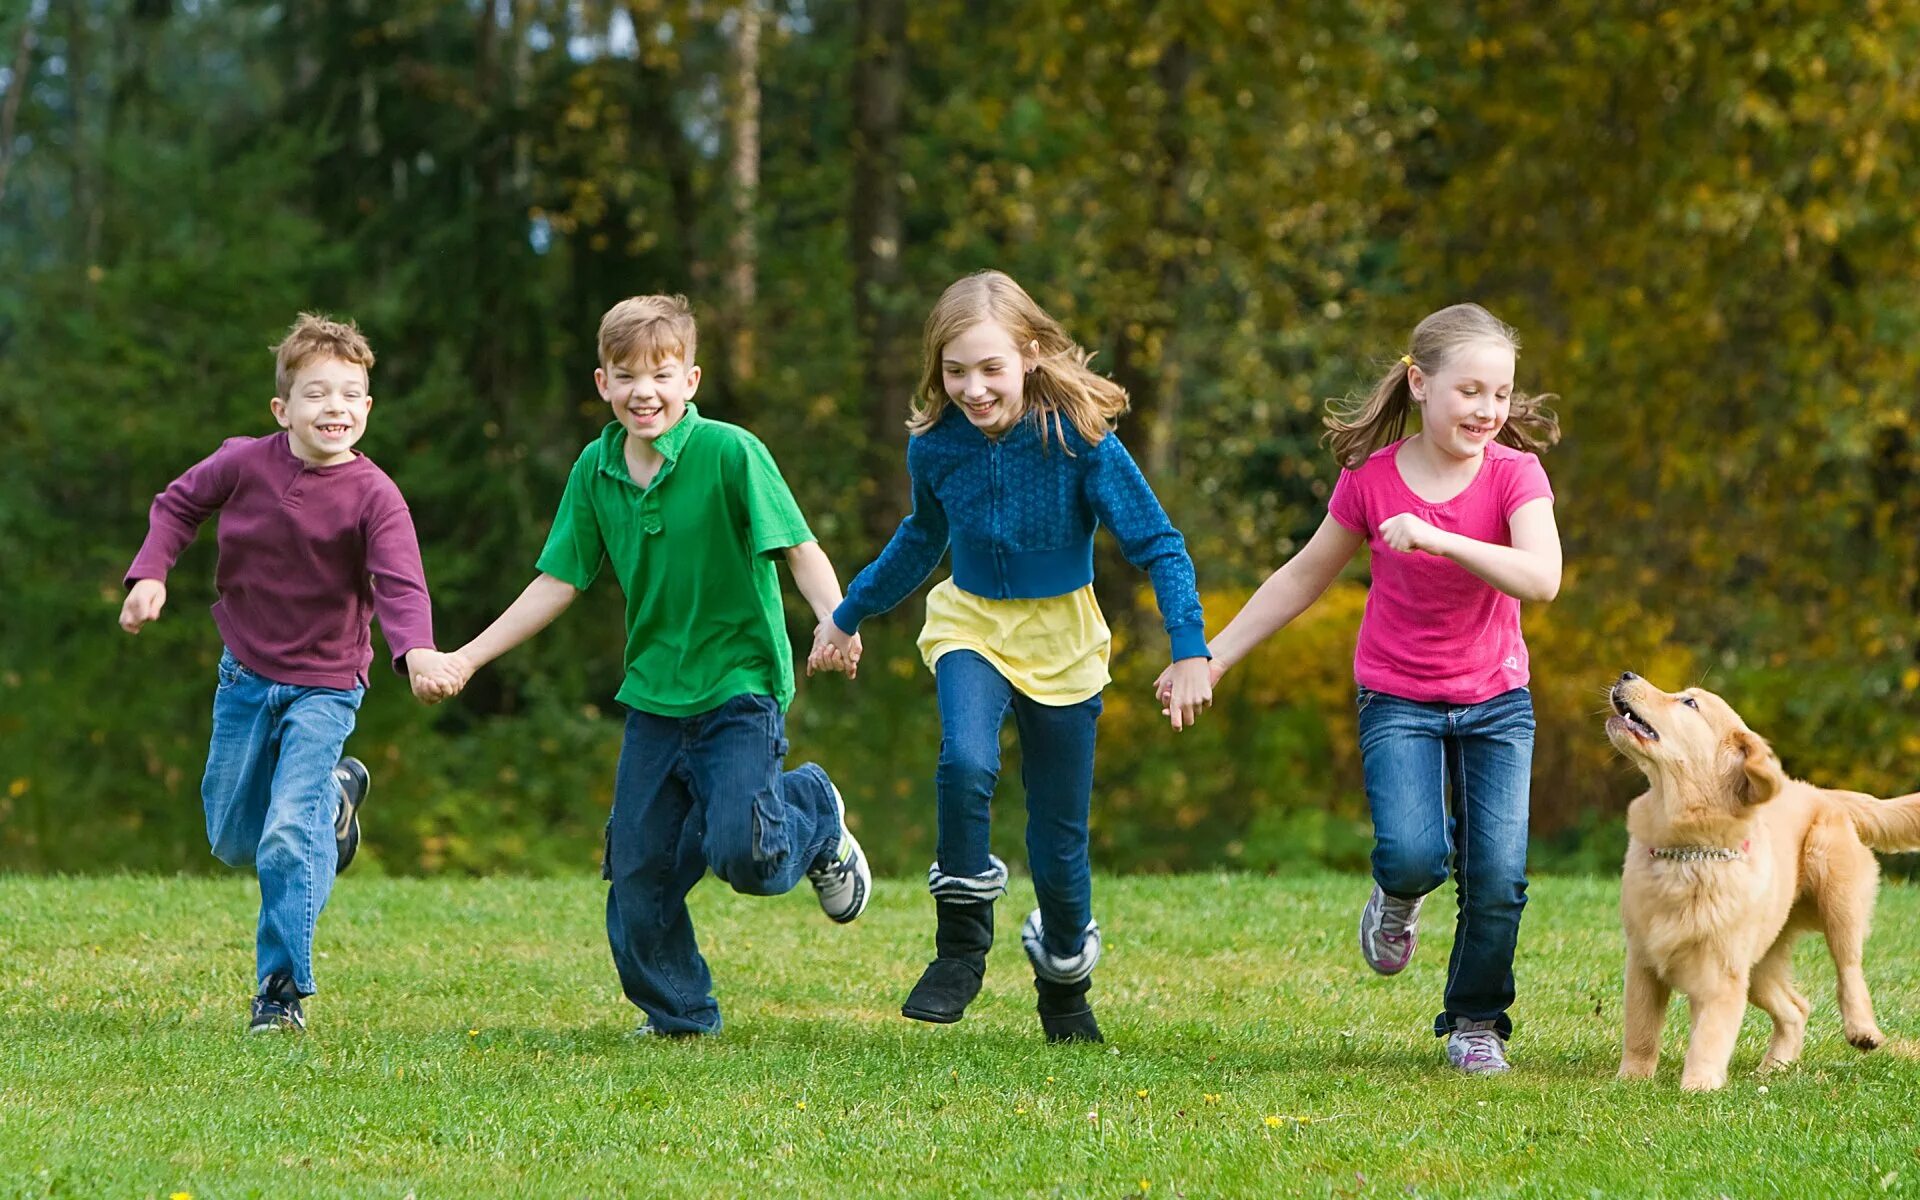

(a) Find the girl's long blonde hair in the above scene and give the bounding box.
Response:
[907,270,1128,450]
[1323,303,1561,469]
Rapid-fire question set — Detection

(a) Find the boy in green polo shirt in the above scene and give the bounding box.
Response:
[435,295,870,1036]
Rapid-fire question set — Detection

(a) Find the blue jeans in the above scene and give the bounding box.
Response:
[604,694,841,1034]
[201,648,364,996]
[1356,685,1534,1039]
[934,650,1102,962]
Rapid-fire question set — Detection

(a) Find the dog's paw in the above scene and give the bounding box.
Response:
[1615,1062,1656,1081]
[1756,1052,1799,1074]
[1846,1025,1886,1052]
[1679,1072,1727,1092]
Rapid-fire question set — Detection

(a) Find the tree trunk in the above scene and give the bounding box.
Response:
[0,9,38,206]
[851,0,910,535]
[727,0,761,386]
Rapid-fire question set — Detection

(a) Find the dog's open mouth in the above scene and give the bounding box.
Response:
[1610,688,1659,742]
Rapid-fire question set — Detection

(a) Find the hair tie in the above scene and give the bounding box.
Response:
[1400,354,1414,367]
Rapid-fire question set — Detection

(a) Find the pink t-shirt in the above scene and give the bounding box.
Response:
[1327,439,1554,705]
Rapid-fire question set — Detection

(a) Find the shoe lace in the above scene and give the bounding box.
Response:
[1377,895,1419,941]
[1453,1028,1505,1066]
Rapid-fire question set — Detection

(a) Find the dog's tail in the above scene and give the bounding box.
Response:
[1841,790,1920,852]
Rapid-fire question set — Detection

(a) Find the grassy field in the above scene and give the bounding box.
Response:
[3,871,1919,1198]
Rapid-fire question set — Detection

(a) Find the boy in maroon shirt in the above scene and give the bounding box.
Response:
[119,313,460,1033]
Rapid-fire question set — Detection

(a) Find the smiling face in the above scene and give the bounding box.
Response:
[941,319,1032,436]
[272,355,372,466]
[1606,674,1785,808]
[596,353,700,444]
[1410,340,1515,463]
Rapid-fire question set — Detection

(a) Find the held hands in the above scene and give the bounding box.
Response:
[1154,656,1216,732]
[119,579,167,633]
[1378,513,1452,556]
[807,618,862,679]
[407,648,472,705]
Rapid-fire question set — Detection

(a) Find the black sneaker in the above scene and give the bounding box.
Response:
[333,757,370,873]
[248,971,306,1034]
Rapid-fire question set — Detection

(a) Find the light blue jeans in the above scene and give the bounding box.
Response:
[1357,685,1534,1038]
[202,648,363,996]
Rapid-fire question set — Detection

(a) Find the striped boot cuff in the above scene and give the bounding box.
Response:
[1021,909,1102,984]
[927,856,1009,903]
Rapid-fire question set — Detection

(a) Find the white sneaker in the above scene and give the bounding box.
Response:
[1446,1019,1512,1075]
[806,784,870,924]
[1358,884,1422,975]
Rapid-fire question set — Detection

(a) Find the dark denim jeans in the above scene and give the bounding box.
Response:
[201,648,364,996]
[1357,685,1534,1039]
[934,650,1102,961]
[604,694,840,1034]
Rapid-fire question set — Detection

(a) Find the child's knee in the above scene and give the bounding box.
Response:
[936,745,998,798]
[1374,845,1448,897]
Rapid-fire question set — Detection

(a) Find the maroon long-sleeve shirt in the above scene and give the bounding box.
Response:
[125,432,435,689]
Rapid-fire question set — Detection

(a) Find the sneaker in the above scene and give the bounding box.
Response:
[333,757,370,873]
[1358,884,1422,975]
[806,783,871,924]
[1446,1018,1511,1075]
[247,971,306,1034]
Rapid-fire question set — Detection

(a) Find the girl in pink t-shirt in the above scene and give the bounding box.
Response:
[1160,302,1562,1074]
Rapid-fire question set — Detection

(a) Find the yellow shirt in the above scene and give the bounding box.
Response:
[917,578,1111,706]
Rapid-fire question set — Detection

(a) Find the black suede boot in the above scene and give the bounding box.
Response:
[901,900,994,1023]
[1035,974,1103,1043]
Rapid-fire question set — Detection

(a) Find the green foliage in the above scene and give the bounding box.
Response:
[2,1,1915,875]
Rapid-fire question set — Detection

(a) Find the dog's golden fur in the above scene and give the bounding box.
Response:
[1606,673,1920,1091]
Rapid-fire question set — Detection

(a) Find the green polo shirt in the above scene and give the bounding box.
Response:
[536,405,815,716]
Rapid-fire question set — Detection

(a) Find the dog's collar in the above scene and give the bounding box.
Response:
[1648,839,1750,862]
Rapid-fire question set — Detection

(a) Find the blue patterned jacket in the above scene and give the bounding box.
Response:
[833,406,1208,661]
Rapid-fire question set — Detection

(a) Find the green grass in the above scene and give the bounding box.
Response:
[4,873,1919,1199]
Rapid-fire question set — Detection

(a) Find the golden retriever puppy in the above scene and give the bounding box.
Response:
[1606,671,1920,1091]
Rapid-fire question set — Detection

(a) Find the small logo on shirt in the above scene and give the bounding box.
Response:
[1502,656,1520,672]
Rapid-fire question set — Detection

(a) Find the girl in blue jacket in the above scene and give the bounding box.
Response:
[822,270,1212,1042]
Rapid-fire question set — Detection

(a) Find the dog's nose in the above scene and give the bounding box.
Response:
[1619,671,1639,683]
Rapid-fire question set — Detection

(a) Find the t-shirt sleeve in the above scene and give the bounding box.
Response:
[534,446,608,590]
[1327,466,1369,535]
[736,434,814,557]
[1501,452,1554,519]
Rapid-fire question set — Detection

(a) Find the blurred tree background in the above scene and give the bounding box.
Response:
[2,0,1915,877]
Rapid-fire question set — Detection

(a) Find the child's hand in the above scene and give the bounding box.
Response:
[1379,513,1450,556]
[1154,657,1225,707]
[119,579,167,633]
[1159,656,1214,732]
[407,648,471,704]
[808,619,861,679]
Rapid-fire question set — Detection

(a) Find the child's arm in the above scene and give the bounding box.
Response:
[119,442,243,633]
[1083,436,1212,729]
[1378,498,1560,602]
[446,573,581,682]
[826,439,950,648]
[363,498,442,691]
[1164,513,1365,697]
[783,540,862,678]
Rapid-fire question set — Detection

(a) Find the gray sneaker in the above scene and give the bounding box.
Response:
[1446,1019,1511,1074]
[1358,884,1422,975]
[806,784,870,924]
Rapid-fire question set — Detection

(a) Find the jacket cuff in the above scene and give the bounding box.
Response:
[1167,623,1210,663]
[830,598,867,636]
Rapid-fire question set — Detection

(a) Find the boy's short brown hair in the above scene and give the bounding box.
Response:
[274,312,375,397]
[598,295,698,369]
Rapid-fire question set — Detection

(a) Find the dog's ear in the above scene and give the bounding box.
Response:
[1727,729,1785,805]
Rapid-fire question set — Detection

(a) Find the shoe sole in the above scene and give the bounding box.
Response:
[334,757,369,872]
[901,1004,965,1025]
